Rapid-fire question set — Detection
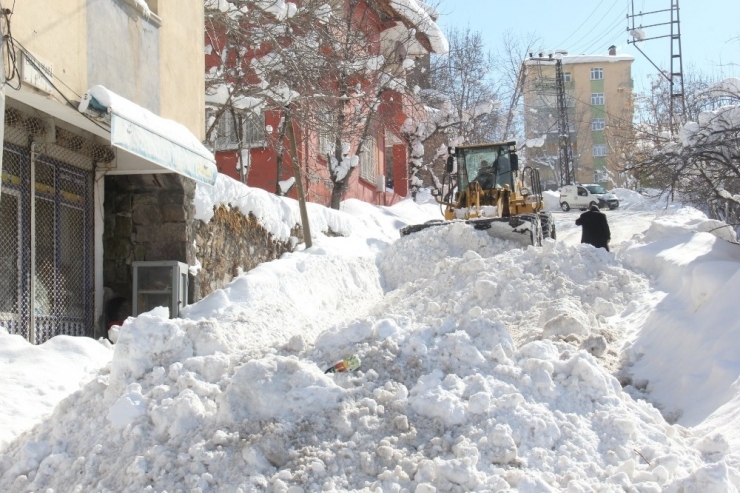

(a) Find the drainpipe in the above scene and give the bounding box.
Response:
[29,142,37,344]
[0,4,5,204]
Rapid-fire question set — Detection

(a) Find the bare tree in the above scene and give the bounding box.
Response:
[205,0,450,209]
[625,76,740,228]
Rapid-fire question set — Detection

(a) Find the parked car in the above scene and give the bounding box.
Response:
[559,184,619,211]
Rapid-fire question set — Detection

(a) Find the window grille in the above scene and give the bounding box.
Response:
[590,67,604,80]
[317,107,336,156]
[591,118,606,131]
[593,144,607,157]
[591,93,605,106]
[564,72,572,82]
[212,110,265,150]
[359,136,377,181]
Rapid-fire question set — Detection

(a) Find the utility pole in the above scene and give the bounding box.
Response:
[627,0,687,128]
[528,55,575,186]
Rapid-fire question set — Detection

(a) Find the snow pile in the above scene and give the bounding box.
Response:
[620,208,740,430]
[3,215,740,491]
[543,190,561,211]
[611,188,680,212]
[0,329,112,451]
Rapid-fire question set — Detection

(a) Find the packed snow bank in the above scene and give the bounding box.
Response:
[180,253,384,354]
[0,328,112,452]
[3,219,739,492]
[194,173,359,241]
[544,188,675,213]
[620,208,740,429]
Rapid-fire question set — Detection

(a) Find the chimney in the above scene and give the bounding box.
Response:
[608,45,616,56]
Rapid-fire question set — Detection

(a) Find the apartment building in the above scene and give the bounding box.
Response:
[524,46,634,188]
[1,0,212,342]
[204,0,446,206]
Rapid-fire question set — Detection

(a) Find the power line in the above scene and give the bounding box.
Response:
[572,6,628,55]
[566,0,623,53]
[553,0,607,49]
[575,8,629,55]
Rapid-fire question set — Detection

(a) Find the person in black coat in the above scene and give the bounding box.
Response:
[575,204,611,251]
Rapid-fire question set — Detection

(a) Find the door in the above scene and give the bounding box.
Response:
[0,143,94,344]
[576,186,589,207]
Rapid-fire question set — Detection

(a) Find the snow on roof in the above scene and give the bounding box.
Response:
[525,54,635,65]
[84,85,214,162]
[562,54,635,64]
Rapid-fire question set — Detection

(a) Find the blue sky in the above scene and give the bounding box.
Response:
[437,0,740,93]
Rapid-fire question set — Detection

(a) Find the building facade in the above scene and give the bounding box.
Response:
[1,0,213,343]
[524,47,634,189]
[204,0,445,206]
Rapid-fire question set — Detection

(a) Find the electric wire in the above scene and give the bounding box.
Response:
[1,2,21,89]
[575,8,630,56]
[571,6,629,55]
[13,40,110,133]
[553,0,607,49]
[565,0,622,53]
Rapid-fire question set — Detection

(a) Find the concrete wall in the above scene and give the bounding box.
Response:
[87,0,161,113]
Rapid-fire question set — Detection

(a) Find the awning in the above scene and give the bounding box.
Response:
[78,85,217,186]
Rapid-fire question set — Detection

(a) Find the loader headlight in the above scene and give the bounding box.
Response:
[431,189,441,197]
[520,187,531,196]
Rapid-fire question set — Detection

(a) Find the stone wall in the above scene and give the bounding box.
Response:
[103,173,195,325]
[104,173,303,324]
[192,205,299,300]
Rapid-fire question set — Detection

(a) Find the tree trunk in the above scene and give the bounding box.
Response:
[330,178,347,210]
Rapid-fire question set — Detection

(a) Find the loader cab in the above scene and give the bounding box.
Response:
[455,142,518,192]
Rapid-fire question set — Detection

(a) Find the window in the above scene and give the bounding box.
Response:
[591,118,605,131]
[590,67,603,80]
[591,93,605,106]
[359,136,377,182]
[317,107,336,156]
[564,72,572,82]
[213,110,265,150]
[594,169,608,183]
[593,144,607,157]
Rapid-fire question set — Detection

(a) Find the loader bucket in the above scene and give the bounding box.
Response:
[400,213,543,247]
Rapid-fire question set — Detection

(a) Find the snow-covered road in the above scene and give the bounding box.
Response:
[2,183,739,492]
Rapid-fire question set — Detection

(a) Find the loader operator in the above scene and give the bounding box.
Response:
[473,160,496,189]
[575,204,611,251]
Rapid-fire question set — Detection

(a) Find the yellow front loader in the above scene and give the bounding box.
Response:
[401,141,555,247]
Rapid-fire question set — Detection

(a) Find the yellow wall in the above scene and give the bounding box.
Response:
[10,0,88,101]
[8,0,205,140]
[157,0,206,140]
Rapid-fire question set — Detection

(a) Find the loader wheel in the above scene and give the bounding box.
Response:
[560,202,570,212]
[539,212,556,241]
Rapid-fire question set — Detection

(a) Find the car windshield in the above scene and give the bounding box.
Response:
[586,185,607,194]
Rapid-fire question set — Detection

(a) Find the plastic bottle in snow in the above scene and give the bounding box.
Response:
[324,355,361,374]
